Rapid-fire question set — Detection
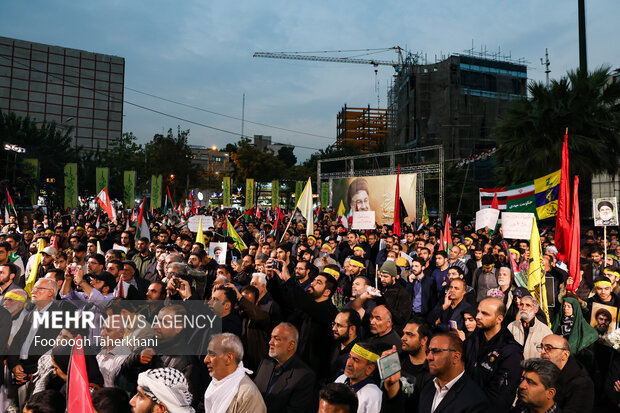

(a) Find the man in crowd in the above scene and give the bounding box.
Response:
[514,359,562,413]
[130,367,196,413]
[334,342,382,412]
[508,295,553,359]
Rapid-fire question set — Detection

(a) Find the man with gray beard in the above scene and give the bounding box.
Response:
[508,295,553,359]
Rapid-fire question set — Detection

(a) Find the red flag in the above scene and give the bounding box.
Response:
[67,335,95,413]
[95,188,116,222]
[189,190,197,215]
[256,207,262,219]
[566,176,581,293]
[443,214,452,251]
[438,229,444,251]
[555,131,571,261]
[491,193,499,210]
[393,165,402,237]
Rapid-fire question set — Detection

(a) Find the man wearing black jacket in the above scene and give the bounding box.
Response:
[406,258,437,318]
[376,260,411,334]
[464,297,524,412]
[272,258,338,382]
[540,334,594,413]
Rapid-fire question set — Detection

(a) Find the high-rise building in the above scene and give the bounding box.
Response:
[387,53,527,159]
[0,36,124,150]
[335,105,389,154]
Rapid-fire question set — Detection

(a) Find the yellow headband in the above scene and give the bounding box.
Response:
[459,245,467,251]
[464,237,473,242]
[351,344,379,363]
[323,245,333,253]
[604,270,620,279]
[350,259,365,269]
[308,236,316,241]
[324,268,340,278]
[354,246,364,252]
[509,249,520,257]
[595,280,613,288]
[4,292,26,302]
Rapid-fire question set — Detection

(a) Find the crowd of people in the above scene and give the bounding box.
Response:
[0,205,618,413]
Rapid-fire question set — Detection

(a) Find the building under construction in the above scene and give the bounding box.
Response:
[387,52,528,160]
[335,105,389,153]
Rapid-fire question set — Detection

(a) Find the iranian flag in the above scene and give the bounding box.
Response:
[95,188,116,222]
[136,197,150,241]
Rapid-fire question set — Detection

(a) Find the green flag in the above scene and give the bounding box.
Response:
[64,163,78,209]
[321,182,329,209]
[295,181,303,203]
[222,177,231,207]
[96,167,109,194]
[245,178,254,210]
[150,175,162,209]
[272,180,279,209]
[123,170,136,209]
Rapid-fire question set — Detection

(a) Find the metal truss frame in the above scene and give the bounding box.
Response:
[317,145,444,221]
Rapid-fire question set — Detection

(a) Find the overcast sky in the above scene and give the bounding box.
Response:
[2,0,619,161]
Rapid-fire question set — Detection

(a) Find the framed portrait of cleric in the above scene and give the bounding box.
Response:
[593,197,618,227]
[209,242,227,265]
[590,302,618,341]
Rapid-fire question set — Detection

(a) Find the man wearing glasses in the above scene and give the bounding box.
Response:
[7,278,62,407]
[539,334,594,412]
[419,332,489,412]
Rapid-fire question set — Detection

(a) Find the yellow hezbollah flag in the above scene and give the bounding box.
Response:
[422,199,429,226]
[534,170,561,220]
[196,217,205,246]
[25,239,45,297]
[527,217,550,326]
[226,217,247,252]
[337,200,346,218]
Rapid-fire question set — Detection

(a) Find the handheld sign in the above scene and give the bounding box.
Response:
[188,215,214,232]
[352,211,376,230]
[475,208,500,231]
[501,212,535,240]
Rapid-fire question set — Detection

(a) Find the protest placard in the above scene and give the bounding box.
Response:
[475,208,500,231]
[352,211,376,230]
[501,212,535,239]
[188,215,214,232]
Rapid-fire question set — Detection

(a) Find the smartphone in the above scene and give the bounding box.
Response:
[231,256,238,264]
[272,260,282,271]
[319,251,329,258]
[377,352,401,380]
[449,320,458,330]
[260,230,266,239]
[69,263,78,276]
[172,278,181,289]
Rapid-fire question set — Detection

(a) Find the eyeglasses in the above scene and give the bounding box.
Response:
[536,344,568,353]
[426,348,457,355]
[332,322,350,329]
[32,286,53,292]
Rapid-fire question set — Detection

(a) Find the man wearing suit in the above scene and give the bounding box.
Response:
[406,258,438,318]
[419,332,489,413]
[254,323,316,413]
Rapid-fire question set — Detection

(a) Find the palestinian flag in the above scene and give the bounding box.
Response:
[136,197,150,241]
[164,186,173,214]
[6,188,16,215]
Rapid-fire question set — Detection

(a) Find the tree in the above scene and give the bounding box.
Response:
[278,146,297,168]
[494,67,620,185]
[144,128,202,202]
[230,138,286,183]
[0,110,78,207]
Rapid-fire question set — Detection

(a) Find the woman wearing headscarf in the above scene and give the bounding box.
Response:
[552,297,599,362]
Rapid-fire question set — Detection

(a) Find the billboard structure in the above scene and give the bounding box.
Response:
[317,145,444,222]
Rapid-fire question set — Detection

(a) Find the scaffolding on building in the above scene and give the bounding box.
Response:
[335,105,389,153]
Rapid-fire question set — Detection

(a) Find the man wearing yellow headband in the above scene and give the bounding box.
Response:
[587,276,620,319]
[334,342,382,412]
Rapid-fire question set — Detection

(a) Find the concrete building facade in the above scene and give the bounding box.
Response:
[0,36,124,150]
[387,54,527,159]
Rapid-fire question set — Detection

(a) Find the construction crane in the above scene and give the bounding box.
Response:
[253,46,417,73]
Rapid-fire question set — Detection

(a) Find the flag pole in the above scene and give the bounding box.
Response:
[279,207,298,243]
[604,225,608,265]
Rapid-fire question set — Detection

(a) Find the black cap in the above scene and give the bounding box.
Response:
[89,271,117,289]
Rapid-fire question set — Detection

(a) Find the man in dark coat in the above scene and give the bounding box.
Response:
[540,334,594,413]
[464,297,524,412]
[254,323,316,413]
